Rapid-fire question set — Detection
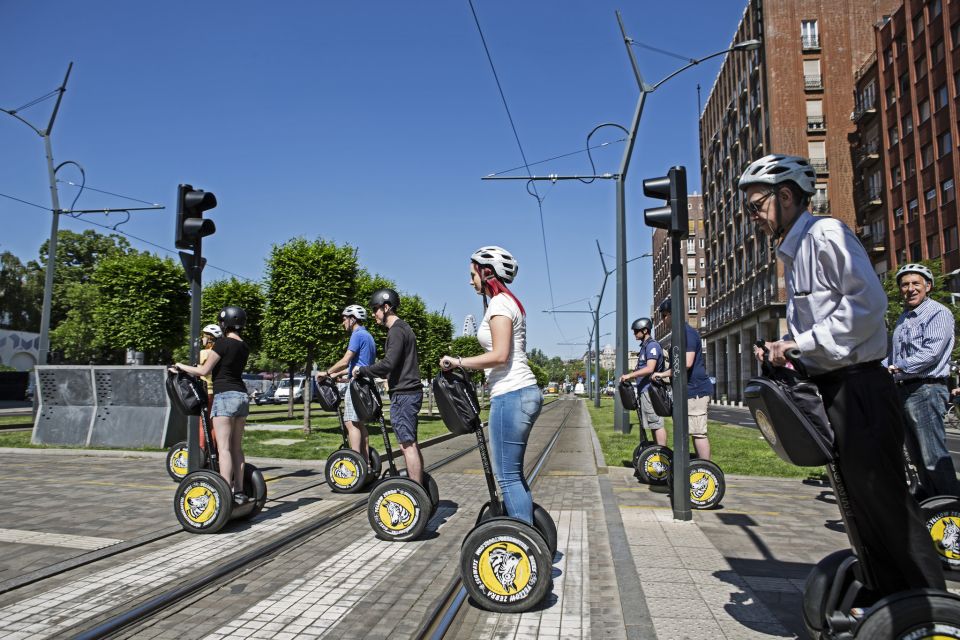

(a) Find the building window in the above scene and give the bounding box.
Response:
[699,257,705,269]
[898,36,909,55]
[893,165,902,185]
[686,238,696,255]
[700,277,705,288]
[935,83,949,110]
[916,55,928,80]
[906,155,916,177]
[929,234,941,258]
[898,248,907,262]
[885,47,894,65]
[806,100,824,131]
[952,22,960,48]
[687,257,696,274]
[943,177,955,201]
[915,12,926,36]
[920,99,931,122]
[801,19,819,48]
[688,297,697,313]
[896,206,904,223]
[932,0,942,19]
[911,242,922,261]
[903,113,914,135]
[803,59,822,89]
[688,277,696,290]
[909,197,920,218]
[923,142,935,166]
[886,86,896,107]
[933,39,946,65]
[947,226,959,252]
[955,70,960,95]
[926,187,938,211]
[699,238,704,249]
[889,125,899,145]
[900,72,911,95]
[939,130,953,157]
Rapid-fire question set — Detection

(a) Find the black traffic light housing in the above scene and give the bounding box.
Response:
[643,166,688,238]
[175,184,217,250]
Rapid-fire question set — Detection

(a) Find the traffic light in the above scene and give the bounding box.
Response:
[175,184,217,250]
[643,166,688,238]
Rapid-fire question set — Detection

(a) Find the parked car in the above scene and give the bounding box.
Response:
[545,381,559,394]
[574,382,585,396]
[274,376,307,403]
[254,384,279,405]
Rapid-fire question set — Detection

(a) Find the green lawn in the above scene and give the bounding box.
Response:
[586,397,826,480]
[0,415,31,426]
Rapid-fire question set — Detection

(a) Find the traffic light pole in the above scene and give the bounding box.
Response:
[669,238,691,521]
[180,242,206,473]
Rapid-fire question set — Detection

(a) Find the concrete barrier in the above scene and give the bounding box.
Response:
[33,366,186,448]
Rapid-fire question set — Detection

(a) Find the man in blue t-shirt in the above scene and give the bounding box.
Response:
[651,298,715,460]
[317,304,377,463]
[619,317,667,444]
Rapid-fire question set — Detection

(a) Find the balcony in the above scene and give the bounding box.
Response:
[852,101,877,123]
[807,115,826,133]
[811,196,830,214]
[857,189,882,212]
[805,75,824,91]
[811,158,829,174]
[854,141,880,167]
[802,34,821,50]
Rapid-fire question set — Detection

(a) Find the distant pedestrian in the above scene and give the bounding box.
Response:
[619,317,666,445]
[888,263,960,497]
[440,246,542,525]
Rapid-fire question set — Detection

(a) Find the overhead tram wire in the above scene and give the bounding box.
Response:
[488,137,626,177]
[467,0,566,339]
[0,191,256,283]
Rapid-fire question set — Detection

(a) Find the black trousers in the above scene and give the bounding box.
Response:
[813,365,944,595]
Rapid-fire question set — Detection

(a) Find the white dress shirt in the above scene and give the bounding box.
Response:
[776,210,889,375]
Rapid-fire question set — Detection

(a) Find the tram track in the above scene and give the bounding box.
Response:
[52,399,574,640]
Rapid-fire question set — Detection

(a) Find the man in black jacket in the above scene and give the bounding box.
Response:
[355,288,424,484]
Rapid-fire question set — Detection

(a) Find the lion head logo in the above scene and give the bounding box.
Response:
[488,546,523,593]
[385,499,412,527]
[187,493,210,519]
[941,519,960,556]
[691,474,711,500]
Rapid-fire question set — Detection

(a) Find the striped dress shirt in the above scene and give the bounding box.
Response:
[890,297,955,379]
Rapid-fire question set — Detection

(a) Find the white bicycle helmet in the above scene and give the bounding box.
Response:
[202,324,223,339]
[342,304,367,321]
[896,263,935,284]
[471,246,519,284]
[738,154,817,195]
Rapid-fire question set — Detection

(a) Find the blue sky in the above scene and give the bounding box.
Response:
[1,1,747,359]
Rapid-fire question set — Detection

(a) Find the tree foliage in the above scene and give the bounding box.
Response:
[49,282,102,363]
[0,251,40,331]
[202,278,266,353]
[92,253,189,363]
[420,311,454,380]
[528,362,548,387]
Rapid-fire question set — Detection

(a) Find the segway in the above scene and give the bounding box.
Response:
[618,381,673,485]
[433,368,555,613]
[165,370,268,534]
[316,377,382,493]
[350,373,438,541]
[745,346,960,638]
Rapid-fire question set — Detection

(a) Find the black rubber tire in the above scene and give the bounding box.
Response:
[368,447,382,478]
[241,463,268,519]
[367,477,431,541]
[475,500,498,526]
[631,443,644,468]
[174,470,233,534]
[855,592,960,638]
[635,445,673,486]
[532,503,557,556]
[803,549,857,637]
[324,449,369,493]
[460,517,552,613]
[166,441,189,482]
[688,459,725,509]
[422,472,440,513]
[920,496,960,571]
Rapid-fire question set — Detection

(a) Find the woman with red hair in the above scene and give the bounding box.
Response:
[440,246,542,524]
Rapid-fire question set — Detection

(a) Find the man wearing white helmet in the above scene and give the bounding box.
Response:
[889,263,960,496]
[745,154,944,595]
[318,305,377,465]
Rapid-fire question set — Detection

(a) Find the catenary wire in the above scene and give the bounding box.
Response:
[57,179,161,207]
[488,138,626,176]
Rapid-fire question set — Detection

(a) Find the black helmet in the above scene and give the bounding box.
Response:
[657,298,671,316]
[218,305,247,331]
[370,288,400,310]
[631,317,653,332]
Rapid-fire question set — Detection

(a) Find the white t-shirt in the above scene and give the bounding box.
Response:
[477,294,538,397]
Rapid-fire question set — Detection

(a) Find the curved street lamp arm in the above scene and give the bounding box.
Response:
[0,108,44,137]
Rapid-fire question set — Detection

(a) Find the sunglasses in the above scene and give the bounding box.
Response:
[743,190,775,217]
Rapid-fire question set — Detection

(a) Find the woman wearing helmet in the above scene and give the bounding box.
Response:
[173,306,251,503]
[317,304,377,464]
[197,324,223,444]
[440,246,542,525]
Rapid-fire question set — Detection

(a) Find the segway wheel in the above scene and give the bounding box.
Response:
[368,477,431,541]
[325,449,369,493]
[460,517,552,613]
[165,441,189,482]
[239,463,268,519]
[802,549,857,638]
[368,447,382,478]
[855,592,960,639]
[688,460,725,509]
[174,470,233,534]
[631,444,644,468]
[635,445,673,486]
[532,503,557,557]
[921,496,960,571]
[422,472,440,513]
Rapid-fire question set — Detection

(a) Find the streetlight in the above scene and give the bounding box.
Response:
[484,14,759,434]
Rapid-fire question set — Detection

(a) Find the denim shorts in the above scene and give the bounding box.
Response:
[389,392,422,444]
[212,390,250,418]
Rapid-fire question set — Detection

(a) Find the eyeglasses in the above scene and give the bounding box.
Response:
[743,191,775,217]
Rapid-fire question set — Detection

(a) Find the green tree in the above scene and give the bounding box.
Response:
[92,253,189,363]
[420,311,454,380]
[49,282,101,363]
[262,237,358,427]
[449,335,486,384]
[543,356,566,383]
[353,269,396,354]
[883,258,960,359]
[202,278,266,353]
[528,347,549,368]
[528,362,548,387]
[0,251,40,331]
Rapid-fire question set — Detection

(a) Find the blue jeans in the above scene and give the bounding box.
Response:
[489,384,542,525]
[901,382,960,496]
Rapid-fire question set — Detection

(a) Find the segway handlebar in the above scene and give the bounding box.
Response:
[755,340,809,378]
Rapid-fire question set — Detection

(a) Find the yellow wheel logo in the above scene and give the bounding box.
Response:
[926,512,960,567]
[690,470,717,505]
[375,490,419,532]
[755,409,777,447]
[331,457,359,488]
[180,482,220,525]
[900,623,960,639]
[170,448,188,476]
[644,453,670,481]
[478,540,532,596]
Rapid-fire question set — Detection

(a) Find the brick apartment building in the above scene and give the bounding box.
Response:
[651,194,707,343]
[700,0,900,403]
[851,0,960,280]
